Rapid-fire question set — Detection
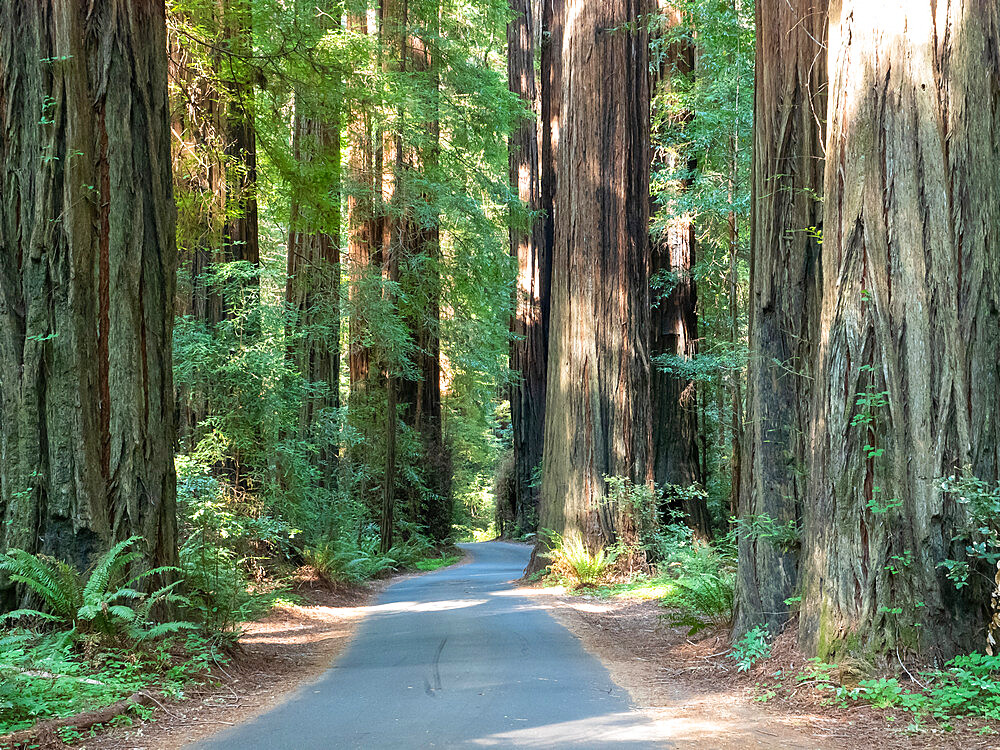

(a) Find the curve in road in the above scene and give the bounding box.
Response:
[194,541,667,749]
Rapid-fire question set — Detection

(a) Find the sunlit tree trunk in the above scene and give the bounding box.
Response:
[537,0,653,553]
[403,13,452,542]
[508,0,548,537]
[0,0,178,598]
[347,10,374,392]
[800,0,999,659]
[168,7,226,442]
[734,0,826,637]
[377,0,407,553]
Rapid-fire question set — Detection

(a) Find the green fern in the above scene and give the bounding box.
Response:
[0,551,83,622]
[0,538,193,642]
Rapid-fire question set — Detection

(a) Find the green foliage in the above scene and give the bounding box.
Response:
[798,652,1000,724]
[732,513,800,552]
[413,555,461,572]
[303,536,397,585]
[937,468,1000,589]
[0,539,192,643]
[0,628,217,735]
[543,532,618,588]
[665,571,735,635]
[731,625,771,672]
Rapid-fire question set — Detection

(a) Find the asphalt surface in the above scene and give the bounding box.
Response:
[194,541,667,749]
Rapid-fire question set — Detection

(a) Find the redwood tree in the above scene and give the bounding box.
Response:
[734,0,826,636]
[507,0,548,535]
[537,0,653,551]
[286,2,342,491]
[800,0,999,658]
[0,0,178,592]
[650,8,710,538]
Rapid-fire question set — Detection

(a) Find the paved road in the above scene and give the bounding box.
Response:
[195,542,666,749]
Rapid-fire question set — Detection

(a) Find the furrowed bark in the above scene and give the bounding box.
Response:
[537,0,653,553]
[801,0,999,659]
[508,0,548,537]
[735,0,826,638]
[0,0,178,598]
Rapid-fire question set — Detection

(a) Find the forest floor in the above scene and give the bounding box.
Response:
[529,583,1000,750]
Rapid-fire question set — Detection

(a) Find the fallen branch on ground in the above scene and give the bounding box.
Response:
[0,690,157,749]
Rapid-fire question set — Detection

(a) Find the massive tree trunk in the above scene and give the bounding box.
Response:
[286,4,341,492]
[649,7,710,538]
[800,0,999,659]
[735,0,827,637]
[507,0,548,537]
[537,0,653,552]
[0,0,178,594]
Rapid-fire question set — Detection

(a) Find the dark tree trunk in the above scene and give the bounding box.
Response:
[649,9,710,538]
[0,0,178,594]
[221,0,259,305]
[508,0,548,537]
[733,0,826,638]
[800,0,999,659]
[536,0,653,553]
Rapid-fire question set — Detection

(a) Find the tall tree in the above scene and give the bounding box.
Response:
[734,0,826,636]
[347,9,375,392]
[168,8,225,327]
[286,2,342,492]
[0,0,178,593]
[221,0,260,281]
[800,0,999,658]
[507,0,548,536]
[649,6,711,537]
[398,15,452,543]
[537,0,653,552]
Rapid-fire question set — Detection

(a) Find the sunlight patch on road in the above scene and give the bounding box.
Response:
[469,711,662,747]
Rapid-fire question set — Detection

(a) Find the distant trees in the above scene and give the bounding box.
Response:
[507,0,549,537]
[0,1,178,596]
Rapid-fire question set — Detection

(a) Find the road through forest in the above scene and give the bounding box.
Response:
[194,542,666,749]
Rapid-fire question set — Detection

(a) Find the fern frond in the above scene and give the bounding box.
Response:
[134,620,198,641]
[0,551,82,620]
[82,536,142,605]
[0,609,62,623]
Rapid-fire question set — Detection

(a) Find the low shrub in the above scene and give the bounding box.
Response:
[543,532,618,587]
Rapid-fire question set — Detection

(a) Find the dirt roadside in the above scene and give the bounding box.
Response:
[522,584,998,750]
